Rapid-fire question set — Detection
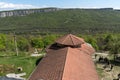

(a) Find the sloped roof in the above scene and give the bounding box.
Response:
[29,47,68,80]
[55,34,85,46]
[62,47,99,80]
[29,47,99,80]
[79,43,95,55]
[29,34,99,80]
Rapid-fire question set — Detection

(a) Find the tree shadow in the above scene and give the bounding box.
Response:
[109,60,120,66]
[36,57,43,66]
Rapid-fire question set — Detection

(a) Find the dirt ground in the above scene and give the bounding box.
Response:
[96,63,120,80]
[93,52,120,80]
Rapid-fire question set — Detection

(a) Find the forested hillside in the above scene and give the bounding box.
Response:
[0,8,120,34]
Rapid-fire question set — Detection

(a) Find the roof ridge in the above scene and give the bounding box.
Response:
[62,34,69,44]
[61,47,70,80]
[72,35,84,44]
[69,34,75,46]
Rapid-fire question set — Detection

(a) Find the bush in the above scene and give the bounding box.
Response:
[43,34,57,47]
[31,37,44,48]
[84,35,99,51]
[17,36,29,51]
[0,34,6,51]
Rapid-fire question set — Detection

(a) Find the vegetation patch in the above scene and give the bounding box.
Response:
[0,54,42,78]
[0,9,120,34]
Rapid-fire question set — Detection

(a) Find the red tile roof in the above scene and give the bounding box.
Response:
[55,34,85,46]
[29,47,68,80]
[29,34,99,80]
[79,43,95,55]
[62,47,99,80]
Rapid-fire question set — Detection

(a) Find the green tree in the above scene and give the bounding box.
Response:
[31,38,44,48]
[17,36,29,51]
[5,35,15,51]
[43,35,57,47]
[110,36,120,60]
[104,34,114,50]
[0,34,6,51]
[84,35,99,51]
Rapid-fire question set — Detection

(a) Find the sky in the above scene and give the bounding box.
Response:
[0,0,120,11]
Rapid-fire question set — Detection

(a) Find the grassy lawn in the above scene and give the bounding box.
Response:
[0,52,42,79]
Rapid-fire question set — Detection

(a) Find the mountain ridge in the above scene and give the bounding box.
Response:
[0,7,61,17]
[0,7,120,34]
[0,7,115,17]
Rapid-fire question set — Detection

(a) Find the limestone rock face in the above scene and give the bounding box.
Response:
[0,8,60,17]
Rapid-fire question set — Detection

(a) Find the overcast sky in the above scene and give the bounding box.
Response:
[0,0,120,11]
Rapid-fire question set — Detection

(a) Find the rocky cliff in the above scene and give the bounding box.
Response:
[0,8,60,17]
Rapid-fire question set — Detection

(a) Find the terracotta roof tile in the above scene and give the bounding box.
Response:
[79,43,95,55]
[29,34,99,80]
[55,34,85,46]
[29,47,99,80]
[29,47,68,80]
[62,47,99,80]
